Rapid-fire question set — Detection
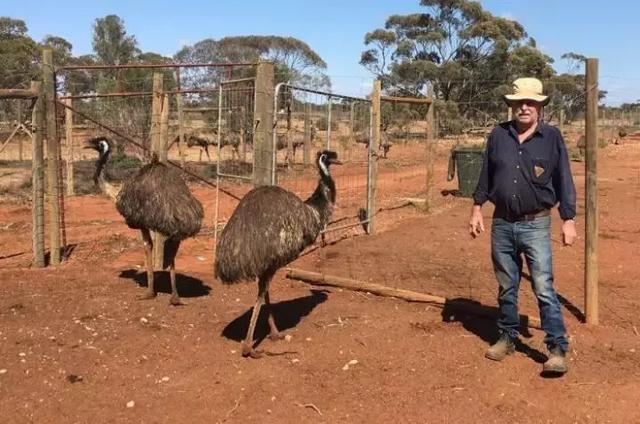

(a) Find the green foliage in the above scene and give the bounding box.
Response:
[110,151,142,169]
[360,0,564,133]
[175,35,330,89]
[0,17,39,89]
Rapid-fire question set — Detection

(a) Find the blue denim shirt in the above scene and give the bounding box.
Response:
[473,121,576,221]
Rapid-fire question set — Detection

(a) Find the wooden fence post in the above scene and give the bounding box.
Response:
[366,80,381,234]
[17,101,23,161]
[424,86,435,211]
[253,61,275,186]
[31,81,45,267]
[585,58,599,325]
[303,103,311,167]
[175,68,186,167]
[64,95,74,196]
[150,73,166,269]
[42,48,61,265]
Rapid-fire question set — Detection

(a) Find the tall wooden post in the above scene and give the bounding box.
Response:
[366,80,381,234]
[507,106,512,122]
[175,69,186,167]
[42,49,61,265]
[239,106,247,162]
[559,106,564,135]
[150,73,163,156]
[253,61,275,186]
[425,87,435,211]
[64,96,74,196]
[303,103,311,167]
[17,102,23,161]
[31,81,45,267]
[585,58,599,325]
[150,73,166,269]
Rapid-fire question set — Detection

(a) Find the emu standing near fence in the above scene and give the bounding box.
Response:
[215,150,341,358]
[85,137,204,305]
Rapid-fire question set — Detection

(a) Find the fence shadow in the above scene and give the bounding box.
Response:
[222,289,328,346]
[119,268,211,298]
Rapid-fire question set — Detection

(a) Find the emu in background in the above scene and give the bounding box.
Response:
[354,131,392,158]
[84,137,204,305]
[215,150,341,358]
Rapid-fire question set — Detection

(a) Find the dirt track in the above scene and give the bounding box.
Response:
[1,138,639,423]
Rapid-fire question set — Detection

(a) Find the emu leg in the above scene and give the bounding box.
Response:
[242,272,273,358]
[165,238,182,306]
[265,290,284,341]
[168,261,182,307]
[139,229,156,300]
[204,145,211,162]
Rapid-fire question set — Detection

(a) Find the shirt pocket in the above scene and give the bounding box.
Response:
[531,158,552,185]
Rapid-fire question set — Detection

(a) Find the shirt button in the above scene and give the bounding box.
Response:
[512,194,516,198]
[514,179,517,183]
[516,165,520,169]
[518,151,522,155]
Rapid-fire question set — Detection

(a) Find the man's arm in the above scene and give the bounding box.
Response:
[553,130,577,245]
[469,136,492,238]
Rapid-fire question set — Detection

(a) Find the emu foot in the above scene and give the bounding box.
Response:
[269,331,285,342]
[241,344,263,359]
[169,295,183,306]
[138,291,156,301]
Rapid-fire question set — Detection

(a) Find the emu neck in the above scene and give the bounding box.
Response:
[95,154,121,201]
[304,168,335,226]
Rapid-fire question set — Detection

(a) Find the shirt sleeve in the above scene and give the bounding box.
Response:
[472,134,492,206]
[552,130,577,220]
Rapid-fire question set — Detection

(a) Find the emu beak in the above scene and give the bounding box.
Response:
[330,159,343,165]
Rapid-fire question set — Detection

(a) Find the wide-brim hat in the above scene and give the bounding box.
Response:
[504,77,550,106]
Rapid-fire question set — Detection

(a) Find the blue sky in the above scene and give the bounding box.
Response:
[2,0,638,104]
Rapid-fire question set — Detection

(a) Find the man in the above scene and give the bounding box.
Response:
[469,77,577,375]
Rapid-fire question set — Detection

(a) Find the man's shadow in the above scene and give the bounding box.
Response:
[441,298,547,364]
[222,289,328,347]
[119,269,212,298]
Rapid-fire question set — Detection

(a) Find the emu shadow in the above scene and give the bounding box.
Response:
[222,289,328,345]
[441,298,546,364]
[119,269,211,298]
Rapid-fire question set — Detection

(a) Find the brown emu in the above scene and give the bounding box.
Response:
[215,150,341,358]
[354,131,391,158]
[85,137,204,305]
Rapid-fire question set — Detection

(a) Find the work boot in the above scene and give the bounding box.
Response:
[485,334,516,361]
[542,347,568,375]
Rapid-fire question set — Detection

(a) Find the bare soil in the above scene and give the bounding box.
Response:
[1,135,639,423]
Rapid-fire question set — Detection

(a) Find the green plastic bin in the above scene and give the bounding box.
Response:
[447,146,485,198]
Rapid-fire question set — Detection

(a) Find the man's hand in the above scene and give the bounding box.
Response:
[469,205,484,238]
[562,219,577,246]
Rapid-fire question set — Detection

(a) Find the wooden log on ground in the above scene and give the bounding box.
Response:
[285,268,542,329]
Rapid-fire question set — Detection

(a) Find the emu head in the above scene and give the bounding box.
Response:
[83,137,111,184]
[316,150,341,177]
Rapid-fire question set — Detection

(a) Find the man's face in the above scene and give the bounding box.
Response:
[511,99,542,126]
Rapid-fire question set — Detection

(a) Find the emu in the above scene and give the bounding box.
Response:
[276,132,305,163]
[354,131,392,158]
[84,136,204,305]
[172,130,244,162]
[215,150,341,358]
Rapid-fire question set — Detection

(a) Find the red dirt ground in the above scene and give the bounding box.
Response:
[1,136,639,423]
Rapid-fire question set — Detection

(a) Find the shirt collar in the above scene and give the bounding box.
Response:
[508,120,545,142]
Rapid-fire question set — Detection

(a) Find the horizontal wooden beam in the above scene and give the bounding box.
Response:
[381,95,432,104]
[0,89,38,99]
[285,268,541,329]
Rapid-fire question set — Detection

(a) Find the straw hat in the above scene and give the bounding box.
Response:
[504,77,549,106]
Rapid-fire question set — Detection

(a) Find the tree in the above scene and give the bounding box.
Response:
[360,0,557,132]
[92,15,138,66]
[175,35,330,89]
[0,17,39,89]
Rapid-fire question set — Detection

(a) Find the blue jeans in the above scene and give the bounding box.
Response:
[491,216,568,352]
